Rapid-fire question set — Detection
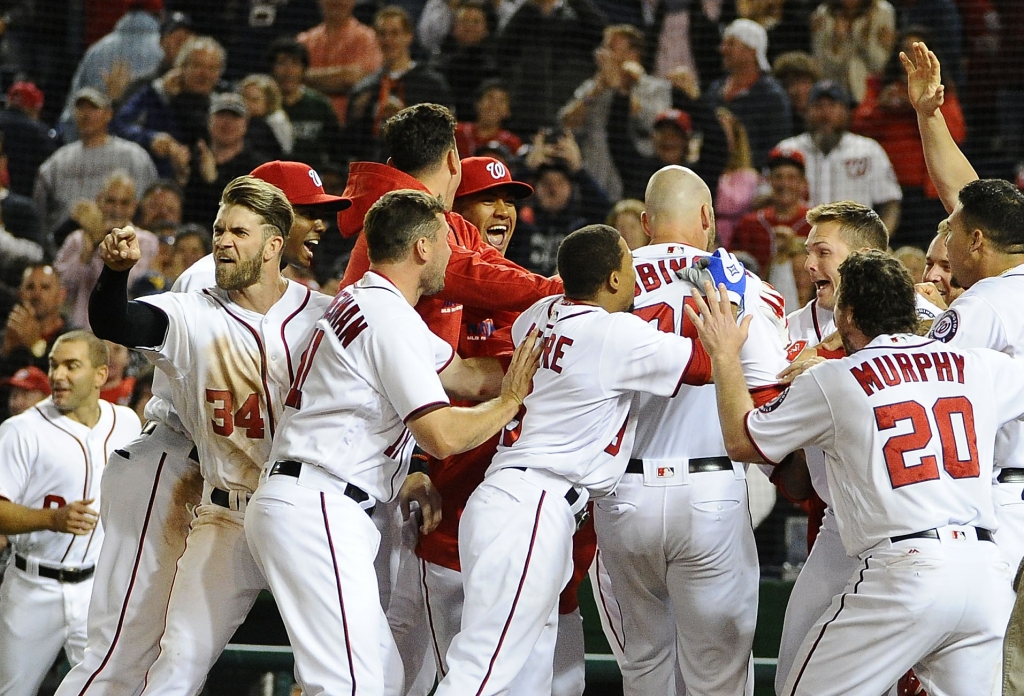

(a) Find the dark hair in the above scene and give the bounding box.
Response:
[557,224,624,300]
[382,104,457,175]
[807,200,888,251]
[957,179,1024,252]
[141,178,183,201]
[267,37,309,70]
[364,189,445,263]
[53,329,110,368]
[476,77,508,101]
[836,250,918,338]
[175,223,213,254]
[220,175,294,242]
[374,5,414,32]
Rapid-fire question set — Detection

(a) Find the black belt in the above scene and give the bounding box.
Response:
[507,467,589,530]
[891,527,994,544]
[999,468,1024,483]
[15,555,95,583]
[210,487,250,509]
[625,456,733,475]
[269,460,374,515]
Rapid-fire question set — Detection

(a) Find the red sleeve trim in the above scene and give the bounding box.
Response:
[743,411,781,465]
[436,345,455,374]
[673,341,713,396]
[404,401,449,423]
[750,383,785,408]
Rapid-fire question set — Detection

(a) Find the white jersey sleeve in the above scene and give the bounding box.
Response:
[744,370,834,465]
[135,291,200,378]
[601,312,710,397]
[929,293,1007,351]
[984,349,1024,425]
[0,418,34,503]
[372,319,452,421]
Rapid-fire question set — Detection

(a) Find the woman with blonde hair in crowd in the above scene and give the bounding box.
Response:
[714,108,761,247]
[606,199,648,251]
[810,0,895,103]
[239,73,293,157]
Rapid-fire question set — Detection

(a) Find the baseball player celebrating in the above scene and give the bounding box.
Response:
[88,176,332,696]
[245,189,541,696]
[56,163,350,696]
[435,224,721,696]
[693,251,1024,695]
[0,331,140,696]
[592,165,788,696]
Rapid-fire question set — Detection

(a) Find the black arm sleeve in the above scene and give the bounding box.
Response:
[89,266,170,348]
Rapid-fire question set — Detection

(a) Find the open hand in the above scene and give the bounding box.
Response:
[503,328,542,407]
[683,281,751,359]
[900,41,944,116]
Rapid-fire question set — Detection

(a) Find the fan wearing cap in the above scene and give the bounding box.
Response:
[708,19,793,170]
[3,366,49,417]
[0,82,57,199]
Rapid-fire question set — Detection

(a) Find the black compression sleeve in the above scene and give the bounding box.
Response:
[89,266,170,348]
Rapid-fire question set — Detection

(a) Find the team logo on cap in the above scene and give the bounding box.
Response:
[930,310,959,342]
[758,388,790,413]
[308,168,322,188]
[486,161,507,180]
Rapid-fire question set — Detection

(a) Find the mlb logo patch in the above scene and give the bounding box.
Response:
[952,530,965,540]
[657,466,675,478]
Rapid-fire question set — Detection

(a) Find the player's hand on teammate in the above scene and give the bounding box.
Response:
[901,41,944,116]
[777,355,826,384]
[502,328,542,408]
[684,281,752,359]
[99,225,143,272]
[915,281,947,310]
[676,249,747,314]
[50,499,98,536]
[399,472,442,535]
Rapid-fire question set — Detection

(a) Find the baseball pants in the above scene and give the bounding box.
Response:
[421,559,586,696]
[138,489,268,696]
[434,467,582,696]
[592,470,757,696]
[55,423,201,696]
[246,466,398,696]
[994,481,1024,569]
[782,527,1013,696]
[0,566,92,696]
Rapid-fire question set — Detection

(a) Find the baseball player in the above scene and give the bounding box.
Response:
[88,175,332,696]
[414,156,596,696]
[434,224,725,696]
[920,224,964,308]
[55,163,350,696]
[0,331,141,696]
[591,166,788,696]
[692,250,1023,695]
[244,189,541,696]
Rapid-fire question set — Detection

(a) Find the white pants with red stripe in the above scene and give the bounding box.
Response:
[246,470,398,696]
[55,423,201,696]
[434,467,577,696]
[782,528,1013,696]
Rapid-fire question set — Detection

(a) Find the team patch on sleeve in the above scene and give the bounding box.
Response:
[785,340,807,362]
[929,310,959,343]
[758,387,790,413]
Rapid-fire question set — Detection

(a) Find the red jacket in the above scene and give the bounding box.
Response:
[339,162,563,348]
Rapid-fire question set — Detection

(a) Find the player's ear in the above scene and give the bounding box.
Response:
[263,232,284,261]
[640,211,652,240]
[970,228,984,253]
[93,364,108,390]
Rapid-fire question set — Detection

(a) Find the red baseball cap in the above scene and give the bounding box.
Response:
[654,109,693,136]
[2,366,50,394]
[456,157,533,201]
[7,81,43,111]
[766,146,806,172]
[250,161,352,212]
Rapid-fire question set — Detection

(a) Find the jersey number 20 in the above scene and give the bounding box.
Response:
[874,396,979,488]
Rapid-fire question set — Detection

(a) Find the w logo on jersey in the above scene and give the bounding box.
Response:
[844,157,868,178]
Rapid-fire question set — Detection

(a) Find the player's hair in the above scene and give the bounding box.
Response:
[382,104,457,176]
[267,37,310,70]
[53,330,110,368]
[957,179,1024,252]
[174,36,225,71]
[220,175,293,242]
[806,200,888,251]
[604,24,645,56]
[374,5,414,32]
[836,251,917,338]
[364,189,445,264]
[558,224,624,300]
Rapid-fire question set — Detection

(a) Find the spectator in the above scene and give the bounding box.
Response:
[116,12,197,109]
[267,38,347,171]
[33,88,158,245]
[218,0,322,81]
[851,27,966,247]
[499,0,607,137]
[810,0,896,103]
[893,244,926,280]
[418,0,524,54]
[653,0,737,90]
[431,1,499,121]
[3,366,49,417]
[60,0,164,140]
[347,6,454,162]
[731,146,811,277]
[455,79,523,158]
[893,0,964,87]
[0,264,69,379]
[182,93,271,223]
[135,179,183,231]
[510,131,611,275]
[708,19,793,169]
[0,82,57,198]
[54,171,159,329]
[169,223,212,280]
[714,108,762,246]
[560,23,672,201]
[0,133,44,251]
[113,36,227,178]
[99,340,135,406]
[0,209,43,282]
[736,0,812,62]
[772,51,823,136]
[240,74,293,156]
[606,198,647,250]
[297,0,383,125]
[775,80,902,232]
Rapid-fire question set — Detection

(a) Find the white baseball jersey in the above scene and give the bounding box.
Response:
[775,132,902,207]
[488,295,712,497]
[269,271,454,503]
[630,243,789,460]
[747,334,1024,556]
[0,399,140,566]
[136,280,331,493]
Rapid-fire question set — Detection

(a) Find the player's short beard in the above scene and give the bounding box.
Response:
[216,249,264,291]
[422,265,446,296]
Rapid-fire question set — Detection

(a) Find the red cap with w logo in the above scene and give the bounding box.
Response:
[456,157,534,201]
[250,161,352,211]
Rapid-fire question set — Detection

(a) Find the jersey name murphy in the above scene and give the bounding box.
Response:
[850,350,965,395]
